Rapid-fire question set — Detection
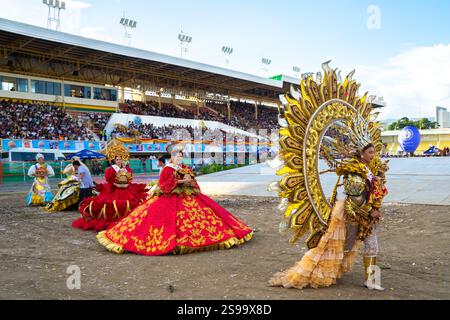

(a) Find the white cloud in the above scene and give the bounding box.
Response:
[80,27,117,43]
[352,44,450,120]
[64,0,92,10]
[60,1,92,36]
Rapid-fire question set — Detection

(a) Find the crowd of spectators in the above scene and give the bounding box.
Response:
[0,100,98,141]
[227,101,280,130]
[76,112,110,141]
[109,121,259,147]
[120,99,281,132]
[0,98,278,142]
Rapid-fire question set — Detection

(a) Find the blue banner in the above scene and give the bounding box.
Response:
[2,139,263,154]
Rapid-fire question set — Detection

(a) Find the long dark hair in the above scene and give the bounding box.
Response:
[355,143,375,158]
[362,143,375,153]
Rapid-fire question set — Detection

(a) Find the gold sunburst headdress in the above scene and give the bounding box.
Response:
[270,61,384,250]
[104,139,130,161]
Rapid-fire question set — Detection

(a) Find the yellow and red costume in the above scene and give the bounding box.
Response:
[72,165,148,231]
[97,163,253,256]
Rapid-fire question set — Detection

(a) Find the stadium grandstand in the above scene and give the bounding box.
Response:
[0,18,286,131]
[0,17,290,176]
[0,17,396,175]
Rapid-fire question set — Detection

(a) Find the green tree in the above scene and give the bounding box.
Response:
[389,117,413,130]
[388,117,438,130]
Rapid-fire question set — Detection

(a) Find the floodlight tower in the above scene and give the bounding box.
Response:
[120,14,138,46]
[301,72,314,80]
[292,66,301,78]
[222,46,234,66]
[178,27,192,59]
[261,57,272,77]
[43,0,66,31]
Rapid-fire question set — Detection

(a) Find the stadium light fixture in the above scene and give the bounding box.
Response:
[120,13,138,46]
[261,57,272,77]
[178,28,193,59]
[222,46,234,66]
[261,58,272,65]
[43,0,65,31]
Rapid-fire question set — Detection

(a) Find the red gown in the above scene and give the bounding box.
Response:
[72,165,148,231]
[97,164,253,255]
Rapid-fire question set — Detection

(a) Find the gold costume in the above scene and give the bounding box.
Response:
[45,176,80,212]
[45,159,89,212]
[269,62,389,290]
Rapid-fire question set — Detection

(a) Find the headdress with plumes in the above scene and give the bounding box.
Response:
[104,139,130,161]
[269,61,384,250]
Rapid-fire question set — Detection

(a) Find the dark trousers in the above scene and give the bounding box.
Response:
[79,188,93,202]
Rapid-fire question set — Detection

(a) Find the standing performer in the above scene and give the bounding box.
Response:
[27,153,54,206]
[268,62,389,291]
[97,143,253,256]
[72,140,148,231]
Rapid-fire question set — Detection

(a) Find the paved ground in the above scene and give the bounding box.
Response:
[196,158,450,205]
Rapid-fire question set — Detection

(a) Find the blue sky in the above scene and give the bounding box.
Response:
[1,0,450,120]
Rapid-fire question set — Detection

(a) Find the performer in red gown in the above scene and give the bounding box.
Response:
[97,143,253,256]
[72,140,148,231]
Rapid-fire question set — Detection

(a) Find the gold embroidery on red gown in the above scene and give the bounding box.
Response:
[97,165,253,256]
[176,196,228,246]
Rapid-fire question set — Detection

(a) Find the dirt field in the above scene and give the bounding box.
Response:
[0,192,448,300]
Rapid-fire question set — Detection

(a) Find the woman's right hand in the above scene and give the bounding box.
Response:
[185,180,195,187]
[370,209,382,219]
[178,179,195,187]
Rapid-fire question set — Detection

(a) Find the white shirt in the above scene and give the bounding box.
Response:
[28,163,55,178]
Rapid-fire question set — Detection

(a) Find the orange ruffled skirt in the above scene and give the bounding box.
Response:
[269,200,362,289]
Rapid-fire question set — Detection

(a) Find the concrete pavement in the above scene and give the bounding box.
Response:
[196,158,450,205]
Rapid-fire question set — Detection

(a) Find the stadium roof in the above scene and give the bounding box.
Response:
[0,18,284,103]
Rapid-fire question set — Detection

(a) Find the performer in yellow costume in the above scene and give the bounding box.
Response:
[27,153,55,206]
[268,62,389,291]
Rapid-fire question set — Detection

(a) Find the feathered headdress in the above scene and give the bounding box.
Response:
[166,142,186,156]
[104,139,130,161]
[271,61,384,250]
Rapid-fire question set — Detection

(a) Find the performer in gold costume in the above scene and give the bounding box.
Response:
[45,157,88,212]
[268,62,389,291]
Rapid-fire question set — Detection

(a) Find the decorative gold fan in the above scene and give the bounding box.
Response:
[274,61,383,249]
